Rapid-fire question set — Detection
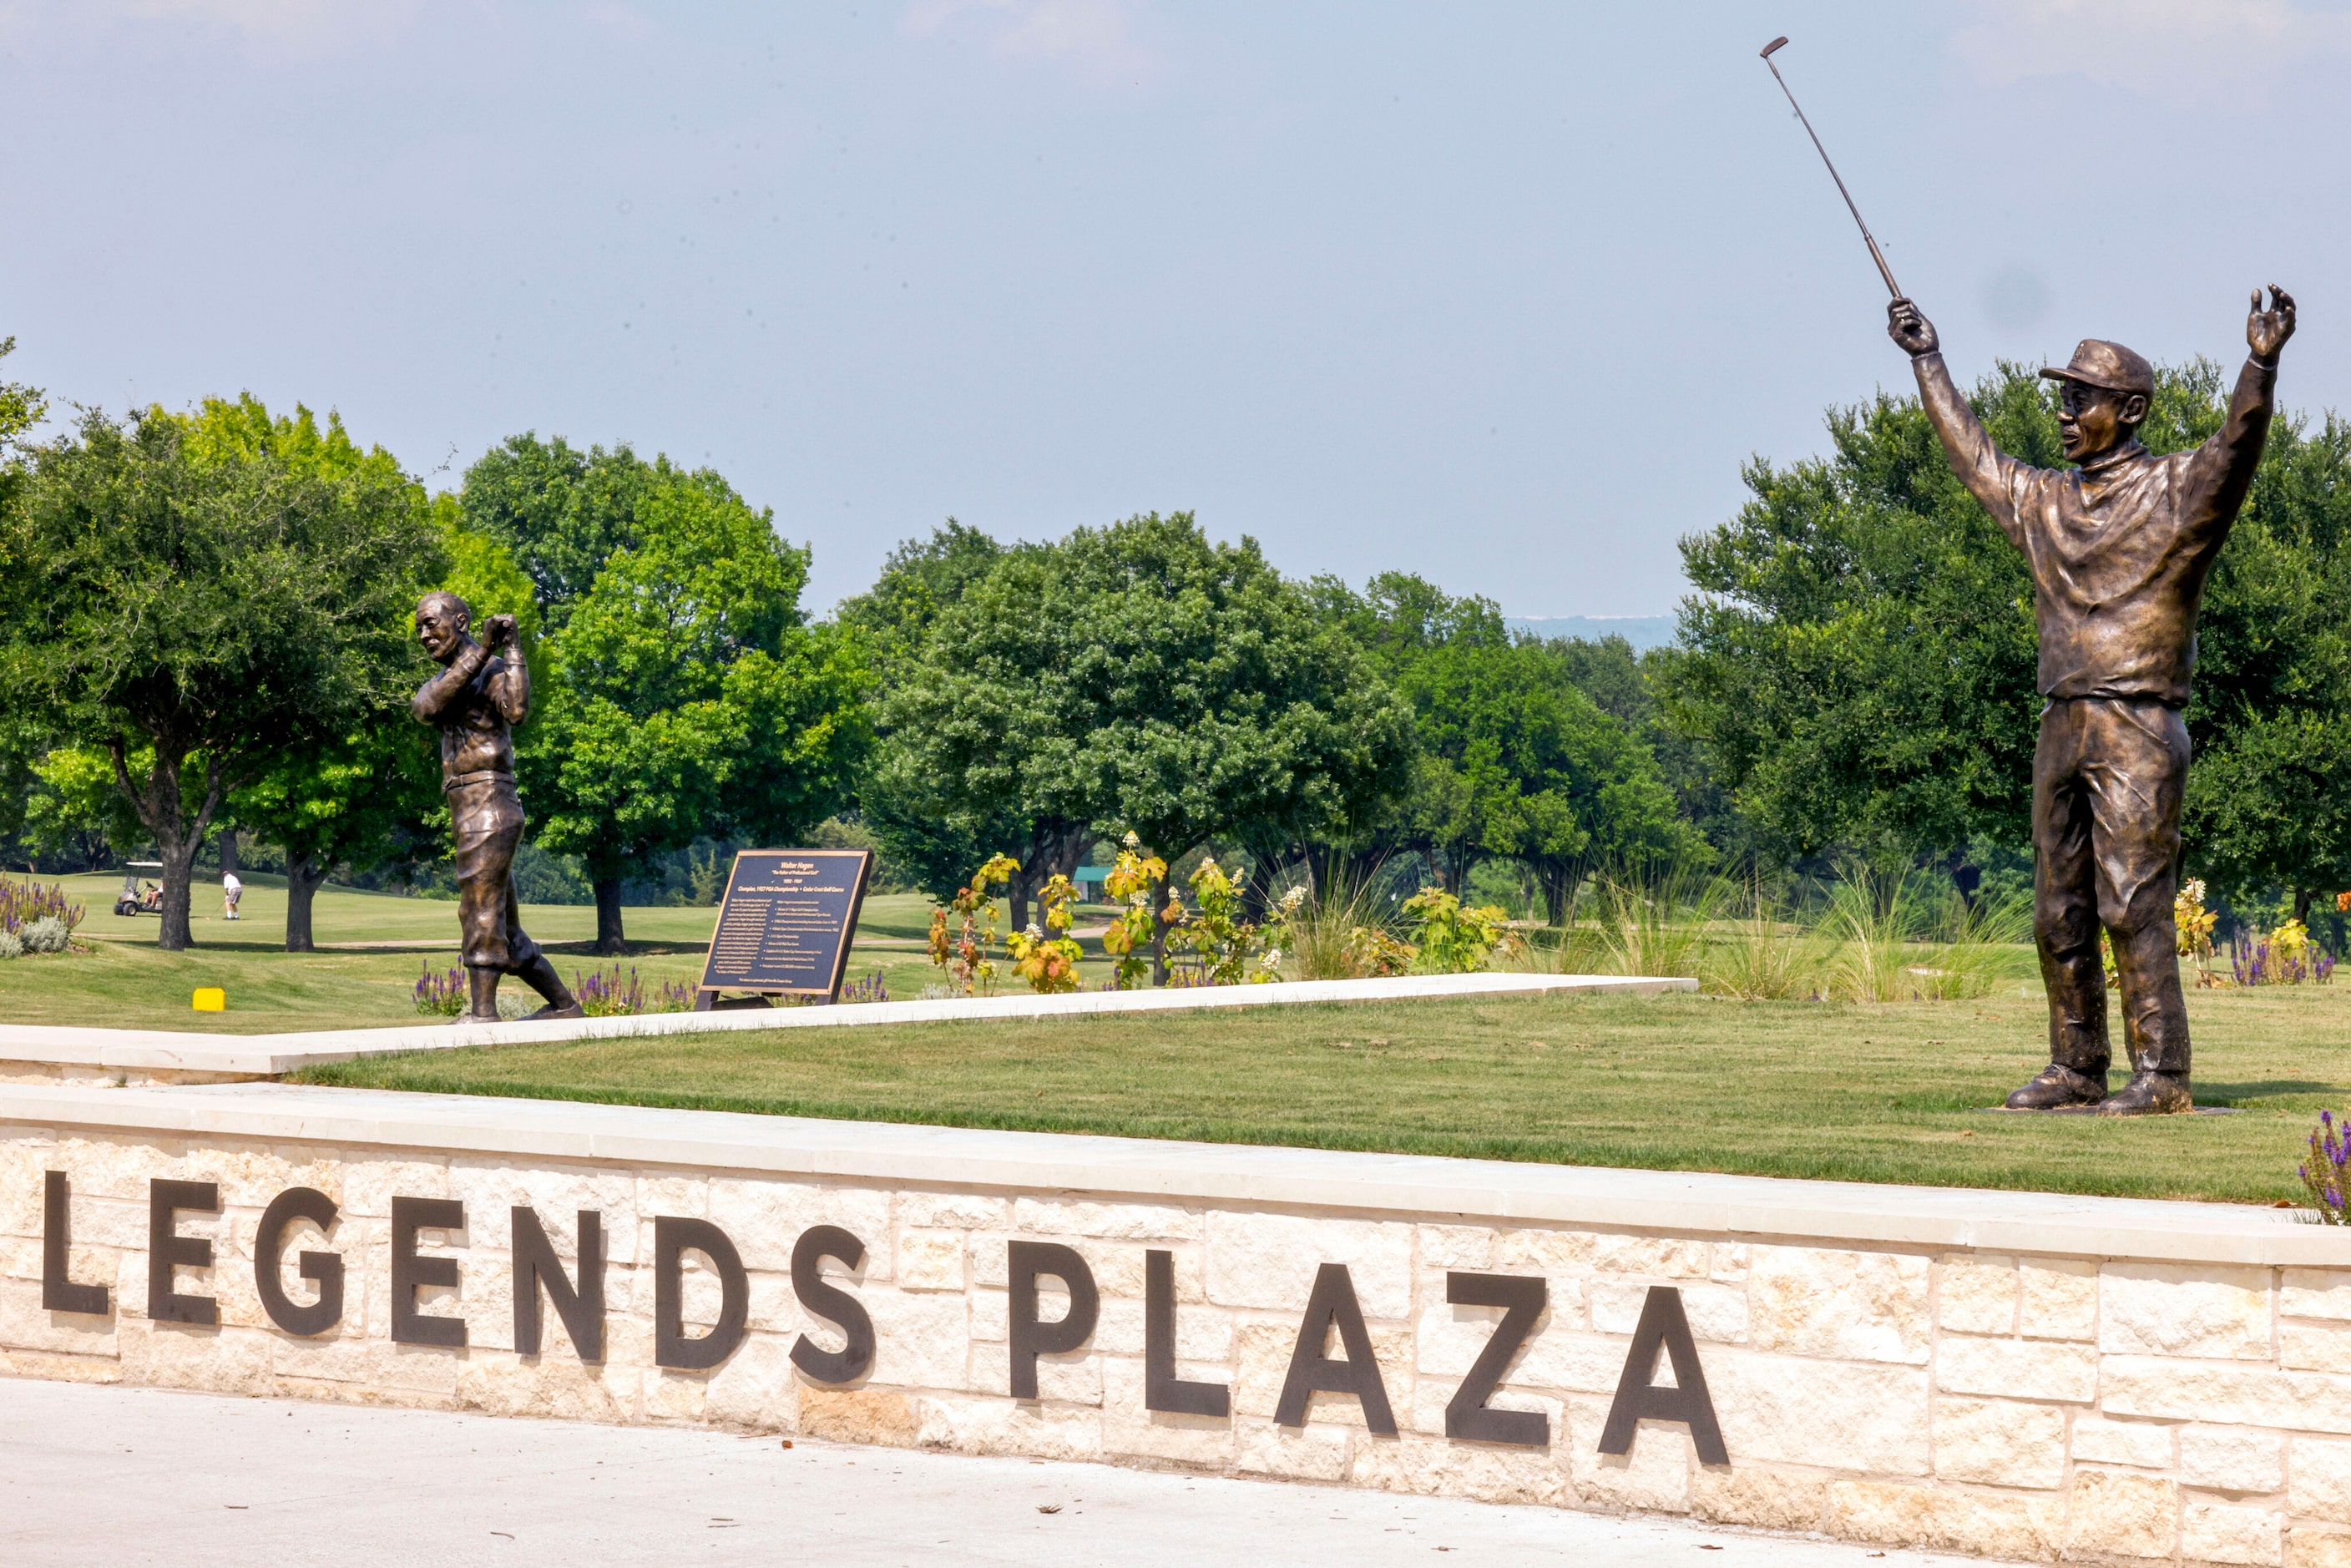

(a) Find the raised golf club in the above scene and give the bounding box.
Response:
[1759,34,1902,297]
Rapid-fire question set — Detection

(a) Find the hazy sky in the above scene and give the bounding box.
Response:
[3,2,2346,618]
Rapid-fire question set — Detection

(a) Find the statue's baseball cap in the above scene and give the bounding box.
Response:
[2042,339,2155,399]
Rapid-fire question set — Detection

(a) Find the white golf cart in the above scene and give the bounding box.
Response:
[113,862,166,918]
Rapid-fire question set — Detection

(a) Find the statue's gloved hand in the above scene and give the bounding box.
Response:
[1887,296,1938,357]
[2248,285,2295,363]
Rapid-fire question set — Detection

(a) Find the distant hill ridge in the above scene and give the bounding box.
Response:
[1504,615,1676,651]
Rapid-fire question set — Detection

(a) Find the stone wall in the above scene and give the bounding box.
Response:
[5,1085,2351,1565]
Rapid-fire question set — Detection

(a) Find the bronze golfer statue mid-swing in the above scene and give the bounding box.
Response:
[1888,288,2297,1114]
[412,591,585,1024]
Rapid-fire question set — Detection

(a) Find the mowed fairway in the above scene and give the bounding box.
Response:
[0,873,944,1033]
[301,984,2351,1204]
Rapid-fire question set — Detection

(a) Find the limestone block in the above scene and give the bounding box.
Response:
[1746,1247,1929,1363]
[2285,1272,2351,1323]
[865,1287,973,1392]
[2290,1529,2351,1567]
[1416,1225,1494,1271]
[1416,1294,1558,1378]
[1709,1244,1749,1283]
[1934,1335,2098,1404]
[339,1158,453,1217]
[916,1394,1102,1461]
[181,1144,342,1211]
[894,1190,1008,1230]
[705,1178,891,1277]
[1352,1431,1573,1508]
[1011,1198,1201,1242]
[2068,1469,2178,1560]
[1234,1420,1352,1480]
[968,1233,1186,1301]
[2288,1437,2351,1522]
[2074,1416,2175,1469]
[1095,1295,1144,1358]
[2101,1262,2273,1359]
[971,1286,1006,1343]
[116,1320,273,1396]
[2284,1326,2351,1374]
[1405,1373,1556,1444]
[70,1195,150,1252]
[1204,1211,1412,1318]
[1231,1317,1409,1426]
[1563,1398,1691,1513]
[2182,1425,2285,1493]
[798,1385,919,1446]
[643,1365,710,1424]
[701,1332,801,1430]
[1492,1228,1597,1273]
[1932,1397,2065,1488]
[53,1136,179,1201]
[1690,1466,1828,1533]
[2183,1501,2283,1566]
[968,1343,1102,1405]
[457,1350,636,1424]
[2021,1257,2099,1341]
[270,1333,463,1398]
[895,1229,966,1292]
[0,1347,121,1384]
[1823,1480,2062,1562]
[1100,1358,1236,1466]
[1590,1280,1745,1343]
[1706,1350,1931,1475]
[1937,1254,2018,1334]
[1514,1330,1645,1396]
[2101,1358,2351,1434]
[447,1164,639,1264]
[0,1276,118,1356]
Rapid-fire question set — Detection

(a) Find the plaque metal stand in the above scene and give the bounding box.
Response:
[694,848,874,1011]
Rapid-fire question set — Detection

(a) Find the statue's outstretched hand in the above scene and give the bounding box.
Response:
[2249,285,2295,363]
[1888,297,1939,357]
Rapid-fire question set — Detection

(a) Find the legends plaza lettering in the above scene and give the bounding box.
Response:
[36,1169,1723,1461]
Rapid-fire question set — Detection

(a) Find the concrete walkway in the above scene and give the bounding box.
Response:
[1,1381,2010,1566]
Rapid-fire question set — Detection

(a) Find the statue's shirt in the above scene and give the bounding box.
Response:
[411,642,524,782]
[1914,352,2276,706]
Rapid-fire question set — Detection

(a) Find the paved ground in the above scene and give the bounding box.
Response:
[0,1380,2010,1566]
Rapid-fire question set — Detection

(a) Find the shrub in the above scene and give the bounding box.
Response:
[0,931,22,960]
[928,853,1019,998]
[1,878,83,937]
[2233,918,2335,987]
[18,916,72,955]
[1167,855,1286,986]
[839,970,890,1004]
[414,965,466,1017]
[1401,886,1517,975]
[2303,1110,2351,1223]
[1007,874,1085,994]
[571,965,694,1015]
[1098,837,1169,990]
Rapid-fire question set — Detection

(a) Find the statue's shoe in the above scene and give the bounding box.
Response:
[452,1011,503,1025]
[2004,1065,2109,1110]
[523,1003,588,1022]
[2097,1071,2193,1115]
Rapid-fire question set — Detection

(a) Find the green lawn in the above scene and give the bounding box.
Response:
[297,984,2351,1204]
[0,873,956,1033]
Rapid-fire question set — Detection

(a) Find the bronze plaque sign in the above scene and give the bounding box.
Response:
[695,849,872,1006]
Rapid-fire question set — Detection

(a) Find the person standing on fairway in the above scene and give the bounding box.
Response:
[1887,286,2296,1115]
[221,868,241,921]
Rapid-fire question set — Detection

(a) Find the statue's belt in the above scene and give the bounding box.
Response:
[442,769,517,794]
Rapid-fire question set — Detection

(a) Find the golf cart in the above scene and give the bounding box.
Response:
[113,862,165,917]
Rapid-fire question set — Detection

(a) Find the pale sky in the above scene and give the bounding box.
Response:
[3,2,2346,618]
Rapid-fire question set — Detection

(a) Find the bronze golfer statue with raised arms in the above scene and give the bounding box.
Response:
[1888,287,2296,1114]
[412,591,584,1024]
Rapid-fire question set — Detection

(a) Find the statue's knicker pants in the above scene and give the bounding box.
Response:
[2032,697,2190,1077]
[447,771,544,975]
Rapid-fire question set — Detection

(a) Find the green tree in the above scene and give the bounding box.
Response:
[0,397,441,948]
[892,514,1413,975]
[522,473,868,951]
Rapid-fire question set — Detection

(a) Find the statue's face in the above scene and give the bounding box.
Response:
[2056,379,2149,464]
[415,600,468,663]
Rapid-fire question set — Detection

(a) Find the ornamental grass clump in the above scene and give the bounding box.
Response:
[2302,1110,2351,1223]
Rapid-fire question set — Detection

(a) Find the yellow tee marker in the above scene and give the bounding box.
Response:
[191,988,226,1013]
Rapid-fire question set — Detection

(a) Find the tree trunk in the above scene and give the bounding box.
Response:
[108,739,225,953]
[1150,873,1172,986]
[2295,887,2314,923]
[217,829,240,879]
[1008,862,1034,938]
[285,855,330,953]
[594,878,627,954]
